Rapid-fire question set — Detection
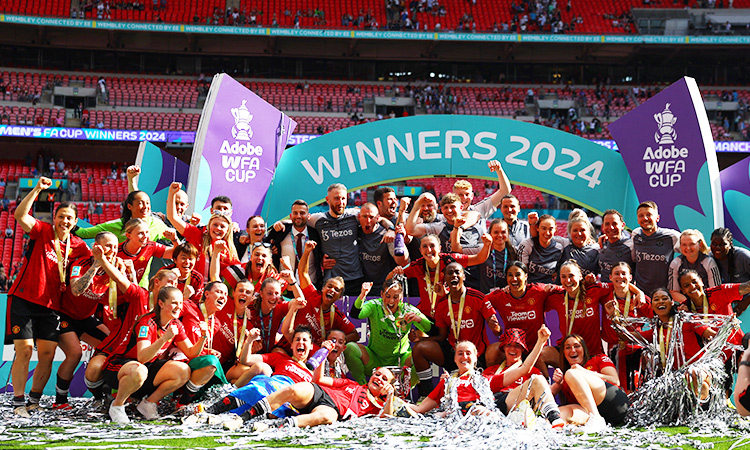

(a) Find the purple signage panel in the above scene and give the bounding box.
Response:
[609,77,722,236]
[720,155,750,248]
[187,74,297,222]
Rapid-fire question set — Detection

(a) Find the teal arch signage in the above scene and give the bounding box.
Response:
[263,115,640,225]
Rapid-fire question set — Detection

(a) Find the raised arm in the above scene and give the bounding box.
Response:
[126,165,140,193]
[487,160,512,208]
[166,182,188,235]
[466,233,492,266]
[280,296,305,345]
[209,240,227,282]
[93,245,132,293]
[238,328,263,366]
[494,326,551,388]
[174,322,208,360]
[405,194,431,238]
[71,259,103,297]
[312,340,336,387]
[298,240,316,290]
[15,177,51,232]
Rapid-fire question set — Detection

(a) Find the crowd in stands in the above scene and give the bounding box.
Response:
[19,0,750,34]
[2,68,750,141]
[4,156,750,429]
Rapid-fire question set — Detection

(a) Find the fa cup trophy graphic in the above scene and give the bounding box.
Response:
[231,100,253,140]
[654,103,677,145]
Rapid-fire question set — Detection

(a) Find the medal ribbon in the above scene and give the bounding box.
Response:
[53,235,70,289]
[658,318,673,368]
[563,290,581,336]
[233,312,248,359]
[182,271,192,300]
[259,308,275,352]
[199,302,214,350]
[319,306,335,340]
[447,290,467,341]
[424,260,440,316]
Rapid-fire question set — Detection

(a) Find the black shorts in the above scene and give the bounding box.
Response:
[599,381,629,426]
[6,295,60,344]
[103,358,170,399]
[739,386,750,412]
[299,383,340,418]
[438,340,486,373]
[57,312,107,341]
[494,391,510,415]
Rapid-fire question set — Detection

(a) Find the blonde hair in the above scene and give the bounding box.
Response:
[567,209,595,245]
[453,179,473,192]
[123,217,148,235]
[680,229,709,255]
[201,213,239,261]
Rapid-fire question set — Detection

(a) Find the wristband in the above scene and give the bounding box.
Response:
[388,225,395,231]
[740,361,750,368]
[289,280,297,286]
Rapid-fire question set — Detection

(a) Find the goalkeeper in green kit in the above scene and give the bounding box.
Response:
[344,276,432,384]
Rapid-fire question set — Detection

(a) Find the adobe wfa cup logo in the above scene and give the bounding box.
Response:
[654,103,677,145]
[231,100,253,140]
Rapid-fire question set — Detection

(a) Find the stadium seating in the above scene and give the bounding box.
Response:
[0,105,65,126]
[4,0,750,34]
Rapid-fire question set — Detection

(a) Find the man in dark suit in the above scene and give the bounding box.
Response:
[265,199,323,288]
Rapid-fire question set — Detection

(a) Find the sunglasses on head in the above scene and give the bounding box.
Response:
[252,242,271,249]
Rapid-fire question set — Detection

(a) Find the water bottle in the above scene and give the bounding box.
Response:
[394,232,405,256]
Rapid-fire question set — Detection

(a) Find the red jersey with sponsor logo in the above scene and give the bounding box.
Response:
[247,301,290,353]
[320,378,383,419]
[484,363,542,393]
[686,284,743,355]
[599,285,653,348]
[427,372,483,403]
[162,263,204,304]
[9,219,90,309]
[58,256,110,320]
[291,285,356,346]
[180,301,222,357]
[403,253,470,319]
[546,284,609,355]
[435,288,496,354]
[117,313,188,362]
[118,241,166,285]
[183,223,239,281]
[96,283,151,356]
[560,354,615,402]
[261,352,313,382]
[486,283,551,349]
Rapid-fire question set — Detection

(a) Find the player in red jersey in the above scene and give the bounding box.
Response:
[167,182,240,280]
[677,268,750,396]
[411,340,500,417]
[601,262,651,392]
[291,240,358,346]
[485,261,558,370]
[391,234,490,322]
[176,281,230,406]
[53,231,119,409]
[104,286,208,424]
[551,334,628,430]
[232,363,396,429]
[546,260,611,357]
[117,217,175,286]
[83,252,178,404]
[482,327,564,427]
[7,177,90,417]
[219,240,286,292]
[411,262,501,397]
[164,241,204,304]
